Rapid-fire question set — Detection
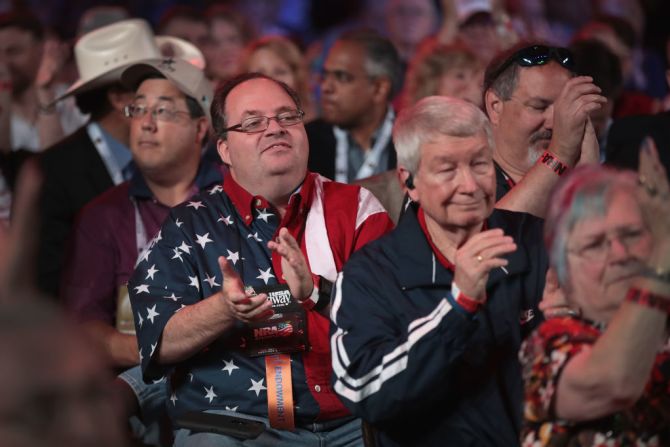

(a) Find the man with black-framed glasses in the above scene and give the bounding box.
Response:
[484,43,606,217]
[127,71,393,446]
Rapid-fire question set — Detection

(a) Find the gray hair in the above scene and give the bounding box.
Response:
[544,164,639,288]
[393,96,494,175]
[337,29,402,99]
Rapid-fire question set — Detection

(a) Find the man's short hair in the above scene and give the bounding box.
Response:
[210,72,302,140]
[0,11,44,40]
[483,42,574,104]
[393,96,494,175]
[75,83,128,121]
[336,29,402,99]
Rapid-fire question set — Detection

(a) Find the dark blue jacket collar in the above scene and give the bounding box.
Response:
[393,203,532,290]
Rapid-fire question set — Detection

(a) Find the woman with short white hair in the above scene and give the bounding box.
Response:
[521,140,670,445]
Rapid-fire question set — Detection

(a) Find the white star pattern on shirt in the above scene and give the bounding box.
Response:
[247,232,262,242]
[204,385,217,403]
[256,267,275,285]
[209,184,223,194]
[175,218,183,228]
[248,378,267,396]
[187,200,205,210]
[134,284,150,294]
[163,293,181,302]
[196,233,213,249]
[221,359,239,376]
[139,348,143,362]
[146,305,159,324]
[188,373,194,382]
[148,230,162,249]
[146,265,159,280]
[225,406,238,412]
[204,273,220,288]
[172,247,184,262]
[178,241,192,254]
[138,248,152,264]
[218,214,233,225]
[256,208,273,222]
[170,392,177,406]
[150,342,157,356]
[226,249,240,265]
[189,276,200,291]
[137,312,144,328]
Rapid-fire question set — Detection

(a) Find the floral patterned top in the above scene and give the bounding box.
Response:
[520,316,670,447]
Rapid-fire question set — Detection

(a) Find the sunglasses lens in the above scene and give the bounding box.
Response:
[516,46,551,66]
[553,48,575,69]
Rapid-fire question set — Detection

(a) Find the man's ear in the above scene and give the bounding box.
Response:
[195,117,209,144]
[397,166,419,202]
[217,138,231,166]
[372,77,392,105]
[108,89,134,112]
[484,89,503,126]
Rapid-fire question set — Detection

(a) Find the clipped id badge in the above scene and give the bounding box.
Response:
[239,284,309,357]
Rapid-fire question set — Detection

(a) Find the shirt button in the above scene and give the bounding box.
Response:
[314,385,321,393]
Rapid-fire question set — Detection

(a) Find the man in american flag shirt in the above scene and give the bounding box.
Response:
[128,71,393,446]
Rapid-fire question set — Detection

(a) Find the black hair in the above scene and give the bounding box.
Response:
[0,11,44,41]
[210,72,302,140]
[336,28,402,99]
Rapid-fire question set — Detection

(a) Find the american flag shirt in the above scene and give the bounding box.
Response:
[129,171,393,423]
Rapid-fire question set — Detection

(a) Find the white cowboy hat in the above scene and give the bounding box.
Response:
[57,18,161,101]
[155,35,206,70]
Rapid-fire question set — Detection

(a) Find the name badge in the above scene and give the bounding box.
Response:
[240,284,309,357]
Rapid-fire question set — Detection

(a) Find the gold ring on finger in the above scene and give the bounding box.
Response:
[476,255,483,263]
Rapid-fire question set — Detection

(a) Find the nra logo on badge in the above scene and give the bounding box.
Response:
[253,322,294,340]
[269,289,291,307]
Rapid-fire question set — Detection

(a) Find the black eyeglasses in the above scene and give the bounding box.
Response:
[486,45,575,87]
[224,109,305,134]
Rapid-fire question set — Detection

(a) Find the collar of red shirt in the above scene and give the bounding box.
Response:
[416,206,489,272]
[223,171,317,226]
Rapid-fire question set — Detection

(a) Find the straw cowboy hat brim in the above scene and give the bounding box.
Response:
[56,18,161,102]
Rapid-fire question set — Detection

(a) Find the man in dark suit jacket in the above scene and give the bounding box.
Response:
[307,29,401,183]
[37,19,162,297]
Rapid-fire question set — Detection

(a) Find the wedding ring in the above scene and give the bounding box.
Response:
[476,255,483,263]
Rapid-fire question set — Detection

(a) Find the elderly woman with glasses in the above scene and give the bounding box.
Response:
[521,140,670,446]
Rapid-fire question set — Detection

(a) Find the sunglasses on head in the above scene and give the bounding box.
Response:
[488,45,575,85]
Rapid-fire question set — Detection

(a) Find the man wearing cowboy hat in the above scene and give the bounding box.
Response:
[36,19,165,298]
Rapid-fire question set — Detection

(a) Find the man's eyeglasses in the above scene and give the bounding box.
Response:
[225,110,305,134]
[487,45,575,87]
[567,226,647,263]
[124,103,192,123]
